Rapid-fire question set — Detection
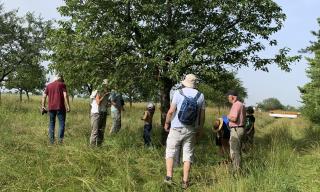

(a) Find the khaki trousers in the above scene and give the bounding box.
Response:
[229,127,244,171]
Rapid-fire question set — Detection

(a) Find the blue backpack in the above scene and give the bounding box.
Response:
[178,90,201,125]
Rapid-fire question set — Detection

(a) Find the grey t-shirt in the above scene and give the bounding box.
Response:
[109,92,123,112]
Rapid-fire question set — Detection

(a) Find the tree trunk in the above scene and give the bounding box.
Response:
[19,89,23,102]
[129,96,133,108]
[86,83,93,96]
[128,90,133,108]
[160,77,174,145]
[26,91,30,101]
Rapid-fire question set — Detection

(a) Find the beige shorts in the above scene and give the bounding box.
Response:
[165,127,196,163]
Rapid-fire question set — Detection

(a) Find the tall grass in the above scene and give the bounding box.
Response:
[0,95,319,191]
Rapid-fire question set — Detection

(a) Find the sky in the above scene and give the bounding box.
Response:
[1,0,319,107]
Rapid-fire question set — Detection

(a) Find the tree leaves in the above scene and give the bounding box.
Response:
[48,0,299,104]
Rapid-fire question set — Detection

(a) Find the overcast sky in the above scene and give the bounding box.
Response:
[1,0,319,107]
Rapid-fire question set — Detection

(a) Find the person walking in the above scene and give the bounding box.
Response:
[89,79,110,146]
[41,74,70,144]
[226,90,246,172]
[163,74,205,189]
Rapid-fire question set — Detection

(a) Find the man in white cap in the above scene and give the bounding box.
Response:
[163,74,205,189]
[89,79,110,146]
[42,74,70,144]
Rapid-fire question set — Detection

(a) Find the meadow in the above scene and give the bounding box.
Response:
[0,95,319,192]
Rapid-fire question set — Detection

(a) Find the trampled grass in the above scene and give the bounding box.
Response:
[0,95,319,191]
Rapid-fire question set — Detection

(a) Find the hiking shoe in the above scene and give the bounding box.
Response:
[181,180,189,190]
[163,176,173,185]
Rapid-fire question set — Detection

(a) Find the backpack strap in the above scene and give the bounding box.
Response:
[179,89,201,101]
[194,91,201,101]
[179,89,186,98]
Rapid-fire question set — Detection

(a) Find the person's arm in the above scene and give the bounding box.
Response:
[63,91,70,112]
[141,111,148,120]
[164,104,177,132]
[95,93,109,105]
[227,103,239,123]
[227,110,238,123]
[247,123,254,134]
[41,93,47,109]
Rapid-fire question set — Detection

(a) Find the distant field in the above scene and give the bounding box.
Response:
[0,95,319,191]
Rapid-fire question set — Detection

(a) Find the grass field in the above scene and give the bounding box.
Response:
[0,95,320,192]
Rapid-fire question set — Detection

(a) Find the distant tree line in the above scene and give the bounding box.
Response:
[256,97,297,112]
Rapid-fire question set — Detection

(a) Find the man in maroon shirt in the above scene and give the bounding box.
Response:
[41,74,70,144]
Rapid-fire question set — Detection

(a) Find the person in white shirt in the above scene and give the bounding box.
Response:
[89,79,110,146]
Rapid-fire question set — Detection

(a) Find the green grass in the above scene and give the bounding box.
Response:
[0,95,319,191]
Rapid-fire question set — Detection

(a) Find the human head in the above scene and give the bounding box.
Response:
[246,106,254,115]
[147,102,155,111]
[181,74,197,88]
[226,90,238,104]
[100,79,109,92]
[54,74,64,82]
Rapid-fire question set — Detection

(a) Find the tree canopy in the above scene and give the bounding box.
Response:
[0,6,51,85]
[299,18,320,123]
[48,0,299,123]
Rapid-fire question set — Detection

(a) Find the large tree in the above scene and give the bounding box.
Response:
[5,64,46,101]
[0,5,22,82]
[0,7,51,85]
[299,18,320,123]
[48,0,299,125]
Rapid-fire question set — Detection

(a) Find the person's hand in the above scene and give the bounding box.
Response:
[66,106,70,112]
[41,107,47,115]
[164,123,171,132]
[164,123,170,132]
[103,92,109,98]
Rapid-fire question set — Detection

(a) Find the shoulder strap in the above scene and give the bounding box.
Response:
[194,91,201,101]
[179,89,186,97]
[179,89,201,100]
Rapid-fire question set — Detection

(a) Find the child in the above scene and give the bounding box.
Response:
[213,115,230,160]
[243,106,255,149]
[141,103,155,147]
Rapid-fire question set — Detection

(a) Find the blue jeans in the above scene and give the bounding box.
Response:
[49,110,66,144]
[143,124,152,146]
